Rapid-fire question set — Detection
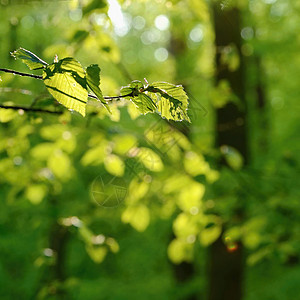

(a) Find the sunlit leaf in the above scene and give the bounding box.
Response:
[137,147,163,172]
[48,150,72,180]
[146,82,190,122]
[81,144,106,166]
[132,93,156,114]
[86,64,110,112]
[168,238,193,264]
[0,108,17,123]
[43,57,88,116]
[11,48,48,70]
[121,204,150,232]
[104,154,125,177]
[25,184,47,205]
[177,182,205,212]
[120,80,156,114]
[184,151,209,176]
[106,237,119,253]
[220,145,244,170]
[199,216,222,246]
[112,134,137,155]
[126,177,150,205]
[86,245,107,263]
[30,143,56,160]
[173,213,199,238]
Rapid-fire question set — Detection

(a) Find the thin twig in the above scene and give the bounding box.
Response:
[0,68,42,79]
[0,105,62,114]
[103,94,132,100]
[0,68,133,101]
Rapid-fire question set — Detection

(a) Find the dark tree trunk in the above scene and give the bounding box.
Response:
[255,56,269,151]
[208,4,249,300]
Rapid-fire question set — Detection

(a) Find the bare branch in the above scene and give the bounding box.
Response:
[0,105,62,115]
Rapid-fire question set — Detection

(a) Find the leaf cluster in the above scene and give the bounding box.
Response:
[11,48,190,122]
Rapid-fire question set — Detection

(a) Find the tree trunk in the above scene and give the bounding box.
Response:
[208,4,249,300]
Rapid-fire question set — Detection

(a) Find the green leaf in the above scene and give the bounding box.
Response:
[120,80,143,98]
[43,57,88,116]
[120,81,156,114]
[104,154,125,177]
[146,82,190,122]
[11,48,48,70]
[121,204,150,232]
[168,238,194,264]
[132,93,156,114]
[86,64,110,113]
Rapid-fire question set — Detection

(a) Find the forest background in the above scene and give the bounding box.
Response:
[0,0,299,299]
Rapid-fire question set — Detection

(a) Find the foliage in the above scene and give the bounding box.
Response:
[0,0,299,299]
[9,48,190,120]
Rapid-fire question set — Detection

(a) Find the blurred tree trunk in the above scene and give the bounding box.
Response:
[208,4,249,300]
[255,56,268,152]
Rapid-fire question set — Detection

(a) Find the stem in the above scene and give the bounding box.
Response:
[0,68,133,101]
[103,94,132,100]
[0,68,42,79]
[0,105,62,114]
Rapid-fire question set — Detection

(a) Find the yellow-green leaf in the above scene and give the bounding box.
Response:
[147,82,190,122]
[43,57,88,116]
[104,154,124,177]
[11,48,48,70]
[121,204,150,232]
[86,64,110,112]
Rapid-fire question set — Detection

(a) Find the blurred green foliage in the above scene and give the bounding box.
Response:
[0,0,299,299]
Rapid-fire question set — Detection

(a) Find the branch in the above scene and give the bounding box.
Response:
[0,68,133,101]
[0,68,42,79]
[0,105,62,115]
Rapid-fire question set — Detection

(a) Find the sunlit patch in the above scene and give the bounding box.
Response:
[69,8,82,22]
[92,234,106,245]
[132,16,146,30]
[61,216,82,227]
[141,29,161,45]
[43,248,54,257]
[189,25,204,43]
[154,15,170,31]
[108,0,131,36]
[241,27,254,40]
[187,234,196,244]
[154,47,168,62]
[190,206,199,215]
[62,131,72,140]
[13,156,23,165]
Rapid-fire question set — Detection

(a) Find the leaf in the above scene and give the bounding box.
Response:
[133,93,156,114]
[199,215,222,246]
[11,48,48,70]
[86,245,107,263]
[25,184,47,205]
[168,238,193,264]
[120,81,156,114]
[146,82,190,122]
[0,108,17,123]
[86,64,110,113]
[43,57,88,116]
[104,154,125,177]
[220,145,244,170]
[137,147,163,172]
[48,150,72,181]
[121,204,150,232]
